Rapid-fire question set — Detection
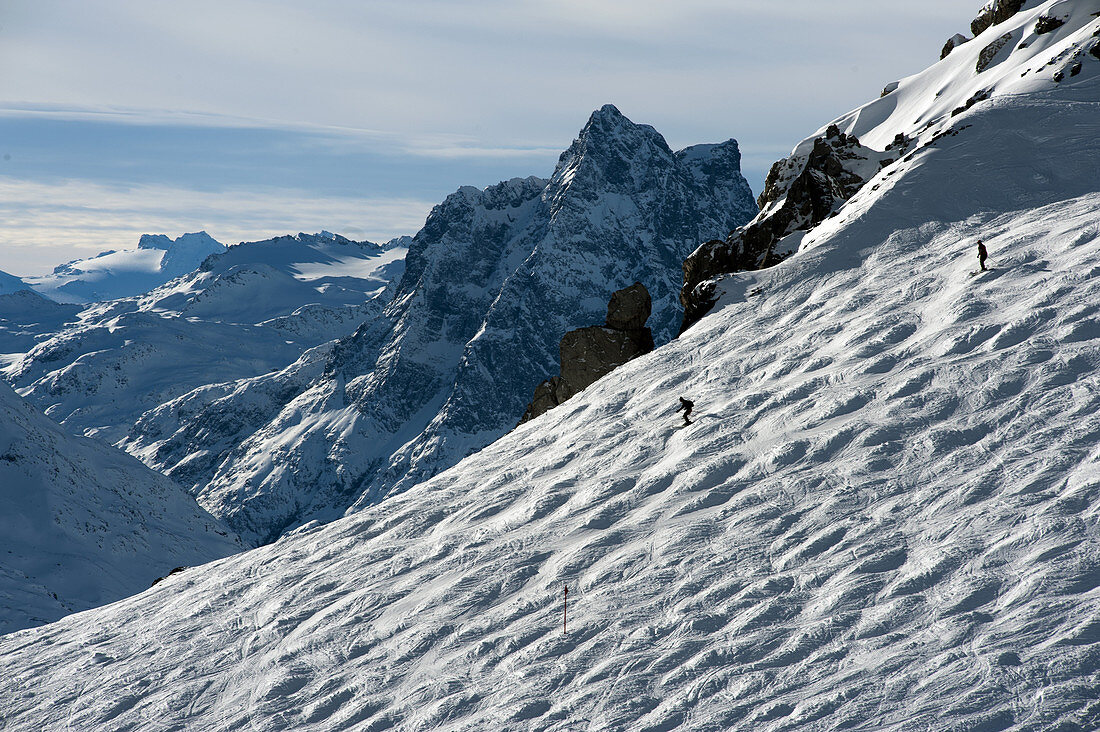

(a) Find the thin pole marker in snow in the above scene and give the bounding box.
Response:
[563,584,568,634]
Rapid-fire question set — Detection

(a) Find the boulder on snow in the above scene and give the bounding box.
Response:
[520,283,654,423]
[606,281,652,330]
[1033,14,1066,35]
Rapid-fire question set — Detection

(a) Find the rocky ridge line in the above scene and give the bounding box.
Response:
[679,125,903,331]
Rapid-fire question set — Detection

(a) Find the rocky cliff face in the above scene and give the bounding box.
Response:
[971,0,1027,37]
[125,105,758,544]
[521,282,654,423]
[680,125,901,331]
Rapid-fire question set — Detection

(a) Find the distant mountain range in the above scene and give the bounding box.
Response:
[6,231,408,444]
[22,231,227,303]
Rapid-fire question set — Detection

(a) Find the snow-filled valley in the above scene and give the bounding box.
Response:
[2,1,1100,729]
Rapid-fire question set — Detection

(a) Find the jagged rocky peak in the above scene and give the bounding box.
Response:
[521,282,654,423]
[394,176,548,305]
[115,105,757,545]
[680,124,901,331]
[138,234,174,250]
[545,104,674,206]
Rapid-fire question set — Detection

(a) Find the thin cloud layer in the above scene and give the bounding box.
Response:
[0,177,433,275]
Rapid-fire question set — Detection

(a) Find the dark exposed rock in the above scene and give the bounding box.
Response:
[951,88,992,117]
[970,0,1025,38]
[606,282,652,330]
[679,126,899,332]
[150,566,187,587]
[1034,15,1066,35]
[941,33,971,60]
[886,133,909,151]
[521,283,653,423]
[976,33,1015,73]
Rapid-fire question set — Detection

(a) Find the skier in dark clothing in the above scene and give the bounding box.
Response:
[676,396,694,425]
[977,239,988,271]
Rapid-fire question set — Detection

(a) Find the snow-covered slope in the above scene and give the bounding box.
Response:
[0,268,29,295]
[124,106,758,545]
[0,382,241,635]
[0,289,80,360]
[24,231,226,303]
[6,232,407,443]
[1,3,1098,728]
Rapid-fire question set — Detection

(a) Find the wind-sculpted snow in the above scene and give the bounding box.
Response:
[3,3,1100,723]
[0,382,241,635]
[2,179,1099,727]
[5,232,407,443]
[127,106,758,544]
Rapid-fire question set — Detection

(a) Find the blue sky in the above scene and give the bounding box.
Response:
[1,1,970,274]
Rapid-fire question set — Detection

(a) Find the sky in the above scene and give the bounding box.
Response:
[0,1,972,275]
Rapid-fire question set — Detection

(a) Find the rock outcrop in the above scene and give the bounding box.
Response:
[521,283,653,423]
[970,0,1026,37]
[976,32,1016,73]
[941,33,971,59]
[679,125,901,332]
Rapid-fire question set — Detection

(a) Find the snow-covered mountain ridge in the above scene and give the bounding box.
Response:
[23,231,226,303]
[121,105,757,545]
[1,2,1098,729]
[682,0,1100,330]
[0,289,80,360]
[5,231,407,443]
[0,268,29,296]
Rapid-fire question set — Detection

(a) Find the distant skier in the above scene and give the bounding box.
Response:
[977,239,988,271]
[676,396,694,425]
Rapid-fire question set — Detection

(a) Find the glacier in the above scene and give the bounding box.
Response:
[23,231,226,304]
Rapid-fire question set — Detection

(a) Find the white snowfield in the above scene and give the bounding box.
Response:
[2,2,1100,730]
